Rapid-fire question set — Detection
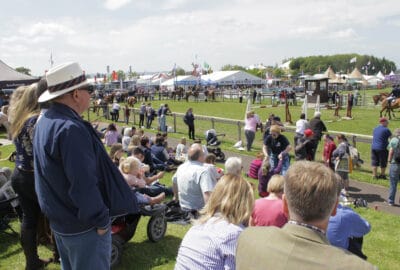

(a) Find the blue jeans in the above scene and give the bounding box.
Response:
[270,153,290,176]
[54,228,111,270]
[388,163,400,204]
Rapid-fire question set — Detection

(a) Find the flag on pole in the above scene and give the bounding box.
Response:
[50,53,54,67]
[302,95,308,120]
[350,57,357,63]
[315,95,320,113]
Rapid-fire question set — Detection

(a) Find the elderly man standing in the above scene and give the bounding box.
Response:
[236,161,377,270]
[174,143,215,217]
[33,62,138,270]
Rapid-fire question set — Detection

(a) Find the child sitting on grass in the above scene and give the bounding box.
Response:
[258,153,285,197]
[247,152,264,179]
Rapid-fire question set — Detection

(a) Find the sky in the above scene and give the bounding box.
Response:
[1,0,400,76]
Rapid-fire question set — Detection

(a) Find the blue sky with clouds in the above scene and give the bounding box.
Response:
[1,0,400,75]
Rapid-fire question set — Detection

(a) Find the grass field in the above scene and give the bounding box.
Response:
[1,88,400,269]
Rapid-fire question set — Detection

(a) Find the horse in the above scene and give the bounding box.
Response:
[380,97,400,119]
[204,89,216,102]
[185,89,199,102]
[126,96,137,107]
[372,92,389,105]
[170,87,184,101]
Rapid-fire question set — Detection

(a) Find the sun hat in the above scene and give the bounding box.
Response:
[314,111,321,117]
[38,62,89,103]
[304,129,314,137]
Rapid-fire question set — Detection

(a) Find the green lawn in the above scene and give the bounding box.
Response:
[1,88,400,269]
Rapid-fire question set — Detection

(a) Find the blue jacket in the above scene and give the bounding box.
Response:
[34,103,138,235]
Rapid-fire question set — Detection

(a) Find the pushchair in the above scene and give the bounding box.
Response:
[205,129,226,162]
[0,181,22,236]
[110,204,167,268]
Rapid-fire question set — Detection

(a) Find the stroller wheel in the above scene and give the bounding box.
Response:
[147,215,167,242]
[110,235,124,268]
[217,151,225,162]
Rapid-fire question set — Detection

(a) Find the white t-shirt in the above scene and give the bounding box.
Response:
[295,119,308,134]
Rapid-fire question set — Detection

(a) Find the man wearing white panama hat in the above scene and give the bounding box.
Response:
[33,62,139,270]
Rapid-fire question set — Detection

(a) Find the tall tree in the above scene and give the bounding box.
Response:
[15,67,31,75]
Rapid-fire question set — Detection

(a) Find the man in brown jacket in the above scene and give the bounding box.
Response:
[236,161,377,270]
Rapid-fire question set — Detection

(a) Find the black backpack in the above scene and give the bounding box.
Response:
[393,137,400,163]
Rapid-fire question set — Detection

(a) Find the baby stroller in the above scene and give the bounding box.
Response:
[205,129,226,162]
[110,204,167,268]
[0,181,22,236]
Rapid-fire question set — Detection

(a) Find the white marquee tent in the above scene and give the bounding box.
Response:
[201,70,264,86]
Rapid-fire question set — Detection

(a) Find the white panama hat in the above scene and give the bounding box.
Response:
[38,62,89,103]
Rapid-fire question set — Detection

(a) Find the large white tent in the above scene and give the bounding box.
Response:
[201,70,264,86]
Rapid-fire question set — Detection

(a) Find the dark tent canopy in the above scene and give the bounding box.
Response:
[0,60,39,89]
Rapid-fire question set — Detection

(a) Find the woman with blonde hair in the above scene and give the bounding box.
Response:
[9,84,51,269]
[251,175,288,227]
[175,175,254,270]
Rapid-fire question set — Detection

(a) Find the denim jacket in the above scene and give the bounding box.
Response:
[34,103,138,235]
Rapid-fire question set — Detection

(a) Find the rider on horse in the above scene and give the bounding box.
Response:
[387,84,400,106]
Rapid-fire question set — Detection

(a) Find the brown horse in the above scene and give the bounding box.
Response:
[380,97,400,119]
[185,89,199,102]
[126,96,137,107]
[204,89,216,102]
[372,92,389,105]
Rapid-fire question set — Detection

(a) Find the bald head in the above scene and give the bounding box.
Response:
[188,143,205,162]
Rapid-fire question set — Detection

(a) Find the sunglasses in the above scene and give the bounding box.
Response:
[80,85,95,94]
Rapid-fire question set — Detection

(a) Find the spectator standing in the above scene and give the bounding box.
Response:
[371,117,391,180]
[387,128,400,206]
[146,103,154,129]
[244,111,260,151]
[111,101,121,122]
[262,125,291,175]
[139,102,146,128]
[183,108,195,140]
[294,128,314,161]
[238,89,243,103]
[159,104,171,132]
[322,134,337,170]
[175,174,254,270]
[332,134,351,191]
[33,62,138,270]
[236,161,376,270]
[9,84,52,269]
[124,104,130,124]
[294,113,308,146]
[327,204,371,259]
[309,111,327,160]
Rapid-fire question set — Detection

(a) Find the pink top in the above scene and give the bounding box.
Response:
[247,159,262,179]
[104,130,119,146]
[251,198,288,227]
[244,116,259,132]
[121,172,146,188]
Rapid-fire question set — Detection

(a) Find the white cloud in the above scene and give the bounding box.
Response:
[103,0,131,10]
[19,22,75,37]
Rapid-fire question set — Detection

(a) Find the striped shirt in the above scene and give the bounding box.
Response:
[175,217,244,270]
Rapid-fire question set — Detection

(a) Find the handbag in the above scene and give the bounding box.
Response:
[335,153,350,173]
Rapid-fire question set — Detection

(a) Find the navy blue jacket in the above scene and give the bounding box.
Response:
[34,103,138,235]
